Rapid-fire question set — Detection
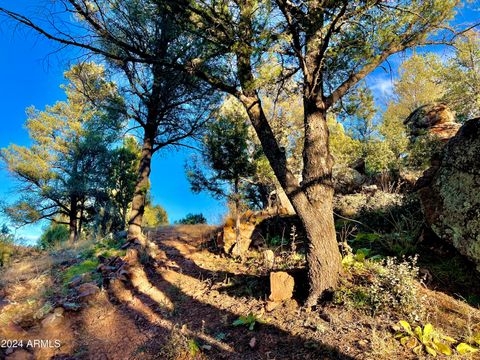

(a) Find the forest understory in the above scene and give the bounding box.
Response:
[1,221,480,360]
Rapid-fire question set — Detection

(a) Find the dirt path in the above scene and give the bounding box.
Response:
[107,225,353,359]
[2,225,479,359]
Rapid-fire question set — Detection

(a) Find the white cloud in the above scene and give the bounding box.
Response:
[370,77,394,97]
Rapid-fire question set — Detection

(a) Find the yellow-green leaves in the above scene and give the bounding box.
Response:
[455,333,480,354]
[232,312,264,331]
[456,342,479,355]
[399,320,413,335]
[395,321,456,357]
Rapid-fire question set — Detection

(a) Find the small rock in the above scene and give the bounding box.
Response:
[249,337,257,349]
[269,271,294,302]
[67,275,82,288]
[262,250,275,268]
[41,312,63,329]
[77,282,100,300]
[265,301,279,312]
[6,349,33,360]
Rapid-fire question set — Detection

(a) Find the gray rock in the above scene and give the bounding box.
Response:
[418,118,480,270]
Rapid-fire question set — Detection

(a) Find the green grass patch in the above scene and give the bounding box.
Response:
[63,259,99,284]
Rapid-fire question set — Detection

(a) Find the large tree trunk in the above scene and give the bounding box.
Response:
[234,2,342,304]
[240,93,343,304]
[127,128,154,244]
[299,103,343,305]
[289,184,342,306]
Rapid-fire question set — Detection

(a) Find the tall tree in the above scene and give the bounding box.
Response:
[442,29,480,120]
[0,1,216,244]
[339,84,378,145]
[187,113,255,256]
[176,0,460,305]
[92,136,141,236]
[1,63,124,242]
[1,0,468,305]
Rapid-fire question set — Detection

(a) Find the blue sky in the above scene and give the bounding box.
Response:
[0,1,477,244]
[0,3,226,243]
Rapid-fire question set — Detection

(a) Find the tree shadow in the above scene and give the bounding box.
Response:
[157,235,311,302]
[105,232,357,359]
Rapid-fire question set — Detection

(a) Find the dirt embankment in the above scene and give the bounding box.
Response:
[1,225,479,359]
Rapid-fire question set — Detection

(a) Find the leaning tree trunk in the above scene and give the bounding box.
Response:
[127,128,155,244]
[234,8,342,304]
[238,93,343,305]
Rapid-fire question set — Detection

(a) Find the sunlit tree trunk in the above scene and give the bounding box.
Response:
[127,126,154,244]
[232,179,242,257]
[234,6,343,303]
[295,101,343,306]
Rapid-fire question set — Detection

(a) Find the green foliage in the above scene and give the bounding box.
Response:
[338,84,377,144]
[380,112,409,168]
[39,223,70,249]
[407,135,444,171]
[341,247,382,267]
[63,259,99,285]
[328,115,362,168]
[80,234,127,260]
[336,255,422,318]
[267,234,288,247]
[395,320,480,357]
[142,204,169,227]
[1,62,126,240]
[96,136,141,234]
[176,213,207,225]
[395,321,456,357]
[363,140,397,174]
[342,194,423,257]
[0,224,15,267]
[456,342,479,355]
[369,256,422,317]
[187,339,200,357]
[187,113,255,200]
[232,312,263,331]
[441,30,480,121]
[391,54,446,118]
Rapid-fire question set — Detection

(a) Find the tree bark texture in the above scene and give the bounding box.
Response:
[127,129,154,244]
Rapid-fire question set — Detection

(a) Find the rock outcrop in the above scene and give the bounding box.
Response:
[218,211,265,256]
[333,165,367,194]
[417,118,480,270]
[404,103,461,142]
